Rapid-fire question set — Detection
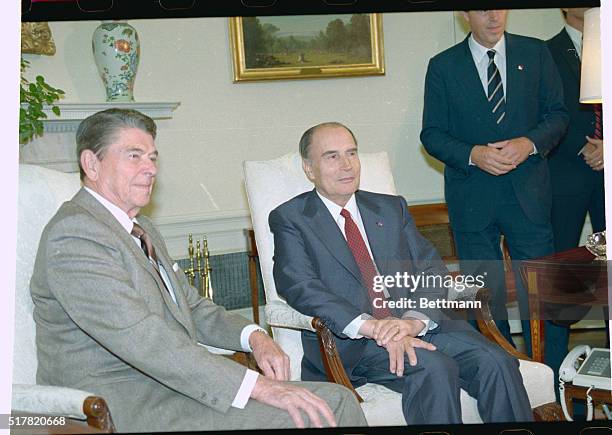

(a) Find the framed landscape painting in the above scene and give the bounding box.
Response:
[229,14,384,82]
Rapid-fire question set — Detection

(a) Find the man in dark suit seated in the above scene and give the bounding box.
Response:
[269,121,534,424]
[420,10,569,352]
[30,108,366,432]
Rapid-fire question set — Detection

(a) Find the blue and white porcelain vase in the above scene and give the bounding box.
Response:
[92,20,140,102]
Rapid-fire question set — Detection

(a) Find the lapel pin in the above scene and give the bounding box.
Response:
[517,65,524,71]
[376,221,383,227]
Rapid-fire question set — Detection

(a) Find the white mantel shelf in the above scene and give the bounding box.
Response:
[32,102,180,133]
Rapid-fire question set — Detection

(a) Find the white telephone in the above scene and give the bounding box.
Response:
[559,345,612,421]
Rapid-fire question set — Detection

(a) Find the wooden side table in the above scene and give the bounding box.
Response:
[519,247,608,363]
[562,383,612,419]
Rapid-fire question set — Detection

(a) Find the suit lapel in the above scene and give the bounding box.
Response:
[558,29,581,82]
[505,33,518,127]
[139,219,196,333]
[356,192,389,276]
[73,189,193,335]
[303,190,363,285]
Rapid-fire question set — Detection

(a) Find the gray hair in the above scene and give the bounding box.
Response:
[76,108,157,180]
[299,122,358,160]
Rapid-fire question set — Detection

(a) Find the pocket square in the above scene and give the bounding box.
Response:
[172,262,179,272]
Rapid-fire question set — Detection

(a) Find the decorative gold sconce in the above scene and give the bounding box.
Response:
[185,234,213,299]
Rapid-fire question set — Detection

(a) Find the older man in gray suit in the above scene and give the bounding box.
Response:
[30,109,365,433]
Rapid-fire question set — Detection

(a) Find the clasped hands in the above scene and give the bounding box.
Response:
[470,136,534,176]
[247,330,337,428]
[360,317,436,377]
[581,136,604,171]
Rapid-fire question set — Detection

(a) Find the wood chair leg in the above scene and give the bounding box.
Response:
[474,287,531,360]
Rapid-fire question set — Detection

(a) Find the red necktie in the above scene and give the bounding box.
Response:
[593,103,603,139]
[340,209,392,319]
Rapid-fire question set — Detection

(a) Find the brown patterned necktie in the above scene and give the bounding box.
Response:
[131,222,169,293]
[340,209,392,319]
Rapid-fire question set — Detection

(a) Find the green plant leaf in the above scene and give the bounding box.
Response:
[19,56,65,143]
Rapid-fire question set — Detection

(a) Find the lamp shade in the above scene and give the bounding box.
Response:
[580,7,602,103]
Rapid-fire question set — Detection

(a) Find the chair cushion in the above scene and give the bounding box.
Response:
[14,164,80,384]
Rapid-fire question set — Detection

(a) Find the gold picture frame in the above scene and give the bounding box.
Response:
[229,14,384,82]
[21,22,56,56]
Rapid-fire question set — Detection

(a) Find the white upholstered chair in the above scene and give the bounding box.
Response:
[243,152,559,425]
[13,164,115,432]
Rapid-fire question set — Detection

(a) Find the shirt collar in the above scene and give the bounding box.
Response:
[84,186,135,234]
[316,190,359,222]
[469,33,506,63]
[564,23,582,58]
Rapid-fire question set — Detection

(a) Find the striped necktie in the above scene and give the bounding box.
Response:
[487,50,506,124]
[131,222,170,294]
[593,103,603,139]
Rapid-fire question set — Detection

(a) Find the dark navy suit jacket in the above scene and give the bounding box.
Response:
[420,33,569,232]
[269,189,463,386]
[547,28,604,197]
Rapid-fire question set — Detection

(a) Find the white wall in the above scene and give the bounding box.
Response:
[21,9,565,256]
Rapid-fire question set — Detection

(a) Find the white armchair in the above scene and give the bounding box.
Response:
[13,164,115,432]
[243,152,561,425]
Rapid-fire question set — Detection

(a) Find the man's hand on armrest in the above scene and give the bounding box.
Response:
[250,376,337,428]
[358,318,426,346]
[248,330,290,381]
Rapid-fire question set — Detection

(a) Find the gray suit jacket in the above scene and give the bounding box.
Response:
[30,188,254,431]
[269,190,463,386]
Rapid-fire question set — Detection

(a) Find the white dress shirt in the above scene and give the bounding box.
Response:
[469,33,507,97]
[316,191,435,339]
[84,187,262,408]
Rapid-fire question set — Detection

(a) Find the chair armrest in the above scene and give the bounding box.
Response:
[12,384,115,432]
[265,300,315,331]
[311,318,364,403]
[474,287,531,361]
[265,301,362,401]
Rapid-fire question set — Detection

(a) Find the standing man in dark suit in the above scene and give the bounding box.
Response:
[30,109,366,432]
[546,7,605,382]
[269,122,533,424]
[420,10,569,350]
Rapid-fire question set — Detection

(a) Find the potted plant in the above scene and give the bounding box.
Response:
[19,58,65,144]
